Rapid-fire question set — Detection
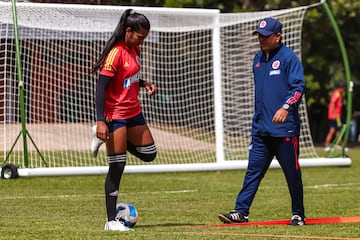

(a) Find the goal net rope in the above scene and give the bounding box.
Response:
[0,2,350,176]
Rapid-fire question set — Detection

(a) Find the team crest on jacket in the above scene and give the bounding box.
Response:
[269,60,281,76]
[272,60,280,69]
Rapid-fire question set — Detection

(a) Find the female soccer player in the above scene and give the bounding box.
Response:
[92,9,157,231]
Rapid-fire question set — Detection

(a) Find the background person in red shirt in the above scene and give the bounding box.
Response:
[324,82,346,151]
[91,9,157,231]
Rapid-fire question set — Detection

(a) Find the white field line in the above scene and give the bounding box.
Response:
[2,183,359,201]
[0,189,198,200]
[257,182,360,190]
[305,182,359,189]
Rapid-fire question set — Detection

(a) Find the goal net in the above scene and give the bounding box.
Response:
[0,2,350,176]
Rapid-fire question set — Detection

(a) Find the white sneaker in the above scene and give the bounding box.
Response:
[91,125,104,157]
[104,220,133,231]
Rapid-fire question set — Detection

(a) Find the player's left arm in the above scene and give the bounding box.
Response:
[285,55,305,110]
[273,55,304,124]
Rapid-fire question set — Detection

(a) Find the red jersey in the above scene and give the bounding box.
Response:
[327,89,342,120]
[99,42,142,120]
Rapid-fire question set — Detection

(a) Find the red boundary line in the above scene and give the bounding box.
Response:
[182,216,360,228]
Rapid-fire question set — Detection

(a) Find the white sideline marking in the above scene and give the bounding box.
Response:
[306,183,359,189]
[0,194,102,200]
[148,189,198,194]
[0,189,198,200]
[259,182,360,190]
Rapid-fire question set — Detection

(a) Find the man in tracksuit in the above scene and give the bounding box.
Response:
[218,18,306,226]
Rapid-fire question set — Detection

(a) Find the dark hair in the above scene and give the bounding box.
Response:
[92,9,150,73]
[335,82,347,89]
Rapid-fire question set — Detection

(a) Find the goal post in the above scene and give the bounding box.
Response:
[0,2,351,177]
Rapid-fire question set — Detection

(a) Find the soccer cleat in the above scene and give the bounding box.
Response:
[288,215,305,226]
[218,210,249,223]
[91,125,104,157]
[104,220,133,231]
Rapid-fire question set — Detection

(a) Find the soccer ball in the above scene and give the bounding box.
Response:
[115,202,138,228]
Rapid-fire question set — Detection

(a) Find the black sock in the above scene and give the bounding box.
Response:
[104,154,126,221]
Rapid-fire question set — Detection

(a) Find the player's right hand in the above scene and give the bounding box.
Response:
[96,121,109,141]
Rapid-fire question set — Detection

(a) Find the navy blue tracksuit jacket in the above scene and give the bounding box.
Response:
[252,43,304,137]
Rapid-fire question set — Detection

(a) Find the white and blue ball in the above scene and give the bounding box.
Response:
[115,202,138,228]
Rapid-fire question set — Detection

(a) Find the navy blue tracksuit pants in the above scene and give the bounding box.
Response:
[235,135,305,219]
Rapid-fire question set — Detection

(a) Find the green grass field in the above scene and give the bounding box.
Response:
[1,148,359,240]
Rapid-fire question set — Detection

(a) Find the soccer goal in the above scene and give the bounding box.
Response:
[0,2,351,177]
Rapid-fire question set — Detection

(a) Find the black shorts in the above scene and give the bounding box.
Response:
[328,119,342,131]
[106,113,146,133]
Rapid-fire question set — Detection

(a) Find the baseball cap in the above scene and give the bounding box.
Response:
[253,18,282,37]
